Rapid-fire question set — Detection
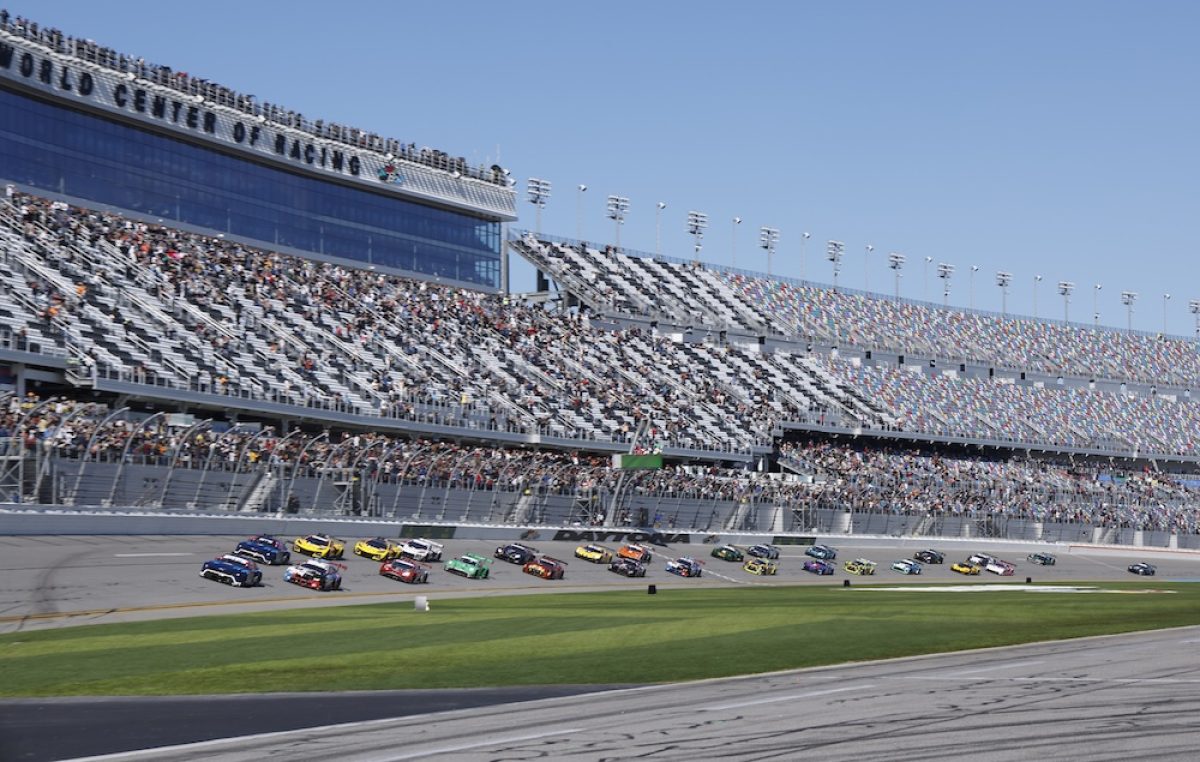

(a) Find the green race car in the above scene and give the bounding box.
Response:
[444,553,492,579]
[710,544,744,562]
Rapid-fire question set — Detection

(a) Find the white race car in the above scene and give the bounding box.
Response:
[891,558,922,575]
[985,559,1016,576]
[399,538,444,562]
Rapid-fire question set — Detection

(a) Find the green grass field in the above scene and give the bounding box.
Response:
[4,582,1199,697]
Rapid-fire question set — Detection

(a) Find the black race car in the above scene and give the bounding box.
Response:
[494,543,538,565]
[914,549,944,564]
[1127,562,1156,576]
[608,558,647,577]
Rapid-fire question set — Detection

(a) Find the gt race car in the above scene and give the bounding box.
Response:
[446,553,492,578]
[747,544,780,559]
[284,559,343,590]
[609,558,647,577]
[399,539,444,562]
[354,537,402,561]
[803,559,835,575]
[805,544,837,560]
[1128,562,1157,576]
[967,553,995,567]
[233,535,291,565]
[952,561,982,575]
[891,558,922,575]
[1027,552,1057,565]
[574,543,615,563]
[665,557,703,577]
[292,534,345,559]
[985,560,1016,576]
[494,543,538,565]
[914,549,944,564]
[380,558,430,584]
[743,558,779,576]
[200,554,262,587]
[844,558,877,575]
[618,544,654,563]
[710,544,744,562]
[524,556,567,580]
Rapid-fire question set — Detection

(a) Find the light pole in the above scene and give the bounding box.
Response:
[923,256,933,300]
[888,252,906,300]
[759,226,780,276]
[526,177,551,234]
[655,202,666,256]
[864,244,874,291]
[606,194,629,250]
[1058,281,1074,323]
[827,240,845,290]
[996,271,1012,316]
[1163,293,1171,335]
[937,262,954,306]
[576,184,587,239]
[1033,274,1043,319]
[1093,283,1102,328]
[969,265,980,309]
[686,211,708,262]
[800,232,811,280]
[1121,290,1138,332]
[1190,299,1200,342]
[731,217,742,268]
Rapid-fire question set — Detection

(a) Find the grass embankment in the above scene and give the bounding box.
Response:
[3,583,1198,697]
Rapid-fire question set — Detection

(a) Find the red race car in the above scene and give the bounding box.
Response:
[380,558,430,584]
[523,555,567,580]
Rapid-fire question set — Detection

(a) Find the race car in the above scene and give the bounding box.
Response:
[1128,562,1157,576]
[967,552,995,567]
[710,544,744,562]
[844,558,877,575]
[354,537,402,561]
[233,535,291,565]
[200,554,262,587]
[747,543,780,559]
[985,559,1016,576]
[665,557,703,577]
[494,543,538,565]
[891,558,923,575]
[608,558,647,577]
[574,543,615,563]
[1027,552,1057,566]
[292,534,345,560]
[803,559,835,575]
[446,553,492,579]
[379,558,430,584]
[399,538,444,562]
[523,555,567,580]
[951,561,982,575]
[805,544,837,561]
[743,558,779,576]
[618,544,653,563]
[914,549,944,564]
[283,559,343,591]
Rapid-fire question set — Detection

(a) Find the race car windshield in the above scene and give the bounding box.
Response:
[307,537,329,546]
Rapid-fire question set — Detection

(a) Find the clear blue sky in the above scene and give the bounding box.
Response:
[12,0,1200,335]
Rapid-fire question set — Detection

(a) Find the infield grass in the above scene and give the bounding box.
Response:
[3,582,1199,697]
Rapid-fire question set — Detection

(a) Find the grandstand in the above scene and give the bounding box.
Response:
[2,11,1200,548]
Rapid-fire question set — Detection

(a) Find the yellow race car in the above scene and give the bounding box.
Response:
[354,537,401,561]
[743,557,779,576]
[293,534,345,560]
[574,543,615,563]
[843,558,877,575]
[951,561,982,575]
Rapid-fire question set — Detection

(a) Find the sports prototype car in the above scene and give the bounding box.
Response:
[1027,552,1057,566]
[805,544,837,561]
[747,543,781,559]
[951,561,982,575]
[985,560,1016,576]
[914,549,944,564]
[233,535,291,565]
[1128,562,1157,576]
[609,556,648,576]
[399,538,444,562]
[200,554,262,587]
[803,559,835,575]
[665,557,703,577]
[283,559,343,590]
[967,552,994,567]
[710,544,744,562]
[494,543,538,565]
[354,537,401,561]
[844,558,877,575]
[891,558,922,575]
[618,544,653,563]
[379,558,430,584]
[574,543,615,563]
[524,555,567,580]
[446,553,492,578]
[608,557,647,577]
[292,534,345,559]
[743,558,778,576]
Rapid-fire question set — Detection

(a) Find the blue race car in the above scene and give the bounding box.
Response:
[233,534,291,565]
[747,543,781,559]
[200,554,263,587]
[803,559,836,575]
[665,557,704,577]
